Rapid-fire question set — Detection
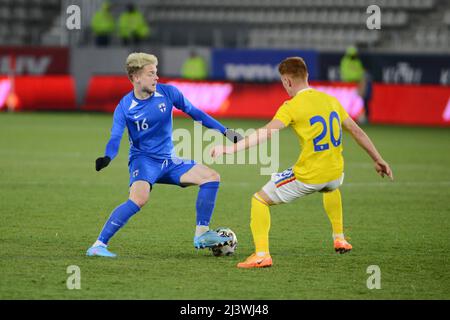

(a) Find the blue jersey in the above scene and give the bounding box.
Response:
[104,83,227,161]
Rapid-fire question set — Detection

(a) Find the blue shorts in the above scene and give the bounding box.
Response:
[128,156,196,188]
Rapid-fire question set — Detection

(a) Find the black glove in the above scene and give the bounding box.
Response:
[95,156,111,171]
[225,128,243,143]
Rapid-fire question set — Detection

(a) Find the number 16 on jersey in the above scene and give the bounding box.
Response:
[135,118,149,131]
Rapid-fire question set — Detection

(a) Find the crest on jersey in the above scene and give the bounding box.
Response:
[158,103,166,112]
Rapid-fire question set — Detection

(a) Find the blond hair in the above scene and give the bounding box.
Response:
[278,57,308,81]
[126,52,158,80]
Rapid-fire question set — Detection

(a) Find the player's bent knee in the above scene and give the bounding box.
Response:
[129,191,150,208]
[254,191,274,206]
[129,181,151,207]
[130,195,148,208]
[211,171,220,182]
[206,170,220,183]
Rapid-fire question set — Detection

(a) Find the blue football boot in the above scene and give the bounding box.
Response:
[86,245,117,258]
[193,230,232,249]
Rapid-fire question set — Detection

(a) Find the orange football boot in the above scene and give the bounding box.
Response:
[237,253,273,269]
[334,238,352,254]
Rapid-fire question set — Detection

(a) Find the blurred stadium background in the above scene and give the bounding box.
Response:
[0,0,449,300]
[0,0,449,121]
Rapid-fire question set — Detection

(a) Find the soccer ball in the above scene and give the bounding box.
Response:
[211,227,238,256]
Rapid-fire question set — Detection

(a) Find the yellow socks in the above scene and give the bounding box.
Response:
[250,194,271,254]
[322,189,344,238]
[248,188,344,254]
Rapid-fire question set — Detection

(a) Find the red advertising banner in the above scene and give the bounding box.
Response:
[0,76,76,111]
[83,76,133,112]
[168,80,364,120]
[83,76,450,126]
[0,47,69,75]
[83,76,364,119]
[370,84,450,126]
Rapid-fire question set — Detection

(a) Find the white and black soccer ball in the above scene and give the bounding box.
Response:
[211,227,238,256]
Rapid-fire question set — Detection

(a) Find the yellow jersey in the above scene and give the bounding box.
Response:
[273,88,349,184]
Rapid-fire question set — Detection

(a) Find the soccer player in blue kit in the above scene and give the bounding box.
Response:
[87,53,242,257]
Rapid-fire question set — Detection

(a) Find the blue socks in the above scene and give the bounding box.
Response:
[98,199,141,245]
[196,181,220,226]
[96,181,219,245]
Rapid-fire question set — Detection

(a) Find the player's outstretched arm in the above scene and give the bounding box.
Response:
[342,117,394,180]
[184,105,243,143]
[170,85,243,143]
[210,119,285,158]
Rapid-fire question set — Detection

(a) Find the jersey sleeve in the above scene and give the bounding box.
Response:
[104,103,126,160]
[167,84,227,134]
[166,84,193,113]
[273,102,294,127]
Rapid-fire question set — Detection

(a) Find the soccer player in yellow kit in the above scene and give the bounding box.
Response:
[211,57,393,269]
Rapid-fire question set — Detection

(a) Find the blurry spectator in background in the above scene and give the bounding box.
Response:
[118,3,150,46]
[181,50,208,80]
[91,1,115,47]
[340,46,372,124]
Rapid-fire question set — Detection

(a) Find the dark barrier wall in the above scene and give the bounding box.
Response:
[319,52,450,85]
[0,47,69,75]
[211,49,318,82]
[211,49,450,85]
[3,46,448,84]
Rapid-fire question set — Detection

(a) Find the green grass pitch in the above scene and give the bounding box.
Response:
[0,112,449,299]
